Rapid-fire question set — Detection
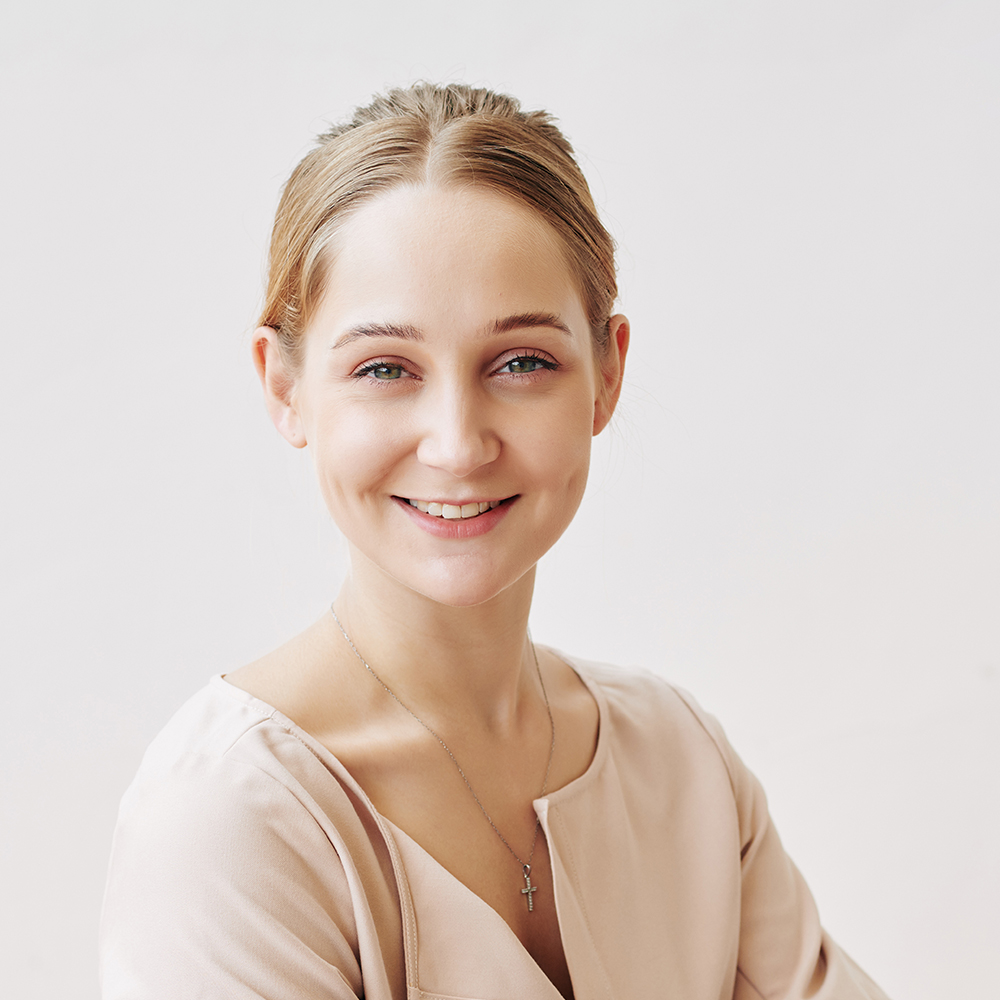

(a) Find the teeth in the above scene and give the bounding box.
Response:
[407,498,504,519]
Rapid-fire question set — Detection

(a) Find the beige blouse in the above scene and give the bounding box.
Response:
[100,655,888,999]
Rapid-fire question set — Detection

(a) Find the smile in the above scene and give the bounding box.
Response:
[405,498,504,520]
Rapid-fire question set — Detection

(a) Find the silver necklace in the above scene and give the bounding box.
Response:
[330,604,556,912]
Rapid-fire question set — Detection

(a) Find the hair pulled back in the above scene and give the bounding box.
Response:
[260,82,618,373]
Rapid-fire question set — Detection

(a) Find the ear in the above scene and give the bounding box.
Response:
[593,314,630,435]
[253,327,307,448]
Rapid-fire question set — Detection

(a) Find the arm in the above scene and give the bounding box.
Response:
[99,750,365,999]
[730,762,888,1000]
[675,691,890,1000]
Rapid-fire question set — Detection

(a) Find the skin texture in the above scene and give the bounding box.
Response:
[230,183,629,998]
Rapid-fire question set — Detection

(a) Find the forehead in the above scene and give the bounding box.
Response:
[312,184,587,338]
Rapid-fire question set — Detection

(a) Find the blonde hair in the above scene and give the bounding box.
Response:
[260,82,618,373]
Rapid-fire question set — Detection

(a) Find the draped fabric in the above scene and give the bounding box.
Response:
[100,656,888,1000]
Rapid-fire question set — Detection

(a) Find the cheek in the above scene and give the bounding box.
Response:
[308,404,403,508]
[518,393,594,495]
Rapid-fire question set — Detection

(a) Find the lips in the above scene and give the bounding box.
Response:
[404,498,504,520]
[392,494,517,539]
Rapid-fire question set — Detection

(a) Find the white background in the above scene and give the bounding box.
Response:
[1,1,997,997]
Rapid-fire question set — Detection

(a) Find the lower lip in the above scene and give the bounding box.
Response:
[393,496,516,538]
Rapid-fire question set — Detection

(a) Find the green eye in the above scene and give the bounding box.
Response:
[359,363,405,380]
[502,356,551,375]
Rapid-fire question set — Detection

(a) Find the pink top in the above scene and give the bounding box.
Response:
[100,656,888,999]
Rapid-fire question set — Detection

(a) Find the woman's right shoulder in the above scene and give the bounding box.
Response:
[101,678,404,999]
[111,678,344,893]
[119,677,297,810]
[117,675,372,840]
[134,676,287,769]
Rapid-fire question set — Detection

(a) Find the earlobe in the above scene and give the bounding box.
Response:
[253,327,307,448]
[593,314,630,435]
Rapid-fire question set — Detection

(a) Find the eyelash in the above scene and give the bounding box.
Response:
[350,353,560,382]
[352,360,410,381]
[496,352,559,376]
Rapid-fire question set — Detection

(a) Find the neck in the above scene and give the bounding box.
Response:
[332,552,541,736]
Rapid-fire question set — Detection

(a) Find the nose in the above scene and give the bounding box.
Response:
[414,381,501,478]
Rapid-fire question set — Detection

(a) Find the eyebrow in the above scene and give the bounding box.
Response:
[332,322,421,349]
[489,312,572,337]
[331,312,572,349]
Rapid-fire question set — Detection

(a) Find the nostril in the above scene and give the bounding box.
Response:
[415,426,501,477]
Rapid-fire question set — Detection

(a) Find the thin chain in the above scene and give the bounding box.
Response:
[330,604,556,872]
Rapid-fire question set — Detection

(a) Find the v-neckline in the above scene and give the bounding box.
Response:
[382,814,569,999]
[370,653,609,1000]
[216,650,609,999]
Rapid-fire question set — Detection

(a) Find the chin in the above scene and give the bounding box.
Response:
[393,557,533,610]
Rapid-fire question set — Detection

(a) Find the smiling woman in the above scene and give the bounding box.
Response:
[260,182,618,608]
[99,83,888,1000]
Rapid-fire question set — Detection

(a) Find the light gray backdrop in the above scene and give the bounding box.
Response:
[2,1,997,997]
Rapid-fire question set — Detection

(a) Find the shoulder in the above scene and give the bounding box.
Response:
[101,679,403,998]
[114,676,390,874]
[554,653,750,800]
[108,679,362,924]
[556,654,732,750]
[118,678,325,835]
[129,676,279,781]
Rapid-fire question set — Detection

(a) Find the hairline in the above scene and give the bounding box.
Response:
[299,177,602,354]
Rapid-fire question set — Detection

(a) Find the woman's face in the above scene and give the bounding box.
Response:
[262,183,627,608]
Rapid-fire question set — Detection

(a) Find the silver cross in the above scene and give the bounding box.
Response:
[521,864,538,911]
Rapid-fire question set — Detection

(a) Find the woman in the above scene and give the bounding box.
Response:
[100,83,887,999]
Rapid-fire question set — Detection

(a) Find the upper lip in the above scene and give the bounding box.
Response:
[396,495,513,505]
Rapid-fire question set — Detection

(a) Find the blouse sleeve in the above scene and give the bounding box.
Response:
[677,693,890,1000]
[99,749,365,999]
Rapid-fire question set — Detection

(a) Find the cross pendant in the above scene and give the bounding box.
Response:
[520,864,538,912]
